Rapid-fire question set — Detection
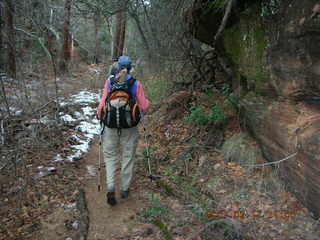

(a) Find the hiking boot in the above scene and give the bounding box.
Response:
[106,192,117,206]
[121,190,130,199]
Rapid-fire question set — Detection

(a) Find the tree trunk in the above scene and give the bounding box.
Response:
[60,0,72,73]
[4,0,16,78]
[46,30,56,57]
[112,9,126,60]
[46,8,56,57]
[0,2,4,72]
[108,16,115,62]
[93,11,102,64]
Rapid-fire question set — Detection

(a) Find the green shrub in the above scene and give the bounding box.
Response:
[208,102,228,125]
[201,84,215,97]
[187,102,228,126]
[187,105,208,125]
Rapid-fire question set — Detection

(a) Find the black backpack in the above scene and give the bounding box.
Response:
[101,76,141,129]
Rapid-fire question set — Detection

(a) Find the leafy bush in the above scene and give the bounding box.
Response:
[187,105,208,125]
[209,102,228,124]
[187,101,228,126]
[201,84,215,97]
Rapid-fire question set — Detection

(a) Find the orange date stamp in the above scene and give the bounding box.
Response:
[206,209,297,221]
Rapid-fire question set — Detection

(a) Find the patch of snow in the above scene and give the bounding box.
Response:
[34,171,47,180]
[6,106,23,116]
[85,133,94,139]
[71,90,99,104]
[33,167,56,180]
[70,133,94,154]
[51,90,101,164]
[82,106,95,117]
[15,110,23,116]
[67,150,82,162]
[88,66,102,73]
[47,167,56,172]
[92,119,99,124]
[76,121,100,135]
[72,220,80,230]
[59,90,99,106]
[59,101,68,107]
[53,154,64,162]
[72,140,89,153]
[29,117,57,125]
[60,203,77,209]
[61,114,77,122]
[40,116,50,121]
[74,111,85,120]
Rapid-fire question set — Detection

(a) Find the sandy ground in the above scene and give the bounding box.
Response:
[84,139,147,240]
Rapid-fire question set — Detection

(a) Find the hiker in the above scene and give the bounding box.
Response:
[97,56,150,206]
[109,59,119,76]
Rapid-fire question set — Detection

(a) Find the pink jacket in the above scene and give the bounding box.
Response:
[97,76,150,119]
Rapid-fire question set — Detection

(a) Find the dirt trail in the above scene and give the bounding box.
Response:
[38,65,320,240]
[83,139,147,240]
[61,65,153,240]
[38,70,157,240]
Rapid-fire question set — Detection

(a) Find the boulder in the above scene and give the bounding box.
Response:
[187,0,320,218]
[268,1,320,99]
[243,98,320,218]
[245,0,320,216]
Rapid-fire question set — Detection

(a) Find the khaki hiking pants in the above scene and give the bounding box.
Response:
[102,126,139,193]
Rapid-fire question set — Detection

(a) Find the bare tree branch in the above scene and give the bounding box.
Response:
[214,0,235,43]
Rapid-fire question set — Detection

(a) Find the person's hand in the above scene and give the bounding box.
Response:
[97,104,104,120]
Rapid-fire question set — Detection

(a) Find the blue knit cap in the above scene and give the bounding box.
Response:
[118,56,132,72]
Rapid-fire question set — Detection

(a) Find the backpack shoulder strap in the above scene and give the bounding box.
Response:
[130,78,138,99]
[127,77,136,87]
[109,75,120,92]
[105,76,115,101]
[109,75,115,86]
